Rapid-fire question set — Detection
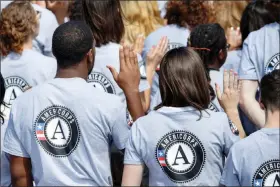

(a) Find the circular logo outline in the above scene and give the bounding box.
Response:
[208,102,219,112]
[87,72,116,94]
[265,53,280,74]
[252,159,280,187]
[155,130,206,183]
[33,105,81,157]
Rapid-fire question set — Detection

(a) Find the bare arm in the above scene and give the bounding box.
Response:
[239,80,265,128]
[10,155,33,187]
[122,164,144,186]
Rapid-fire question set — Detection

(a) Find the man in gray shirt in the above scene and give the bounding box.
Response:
[221,69,280,187]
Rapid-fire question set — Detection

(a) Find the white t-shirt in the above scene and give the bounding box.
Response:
[142,24,190,63]
[1,2,59,57]
[209,69,224,112]
[1,49,57,119]
[87,42,149,105]
[3,78,129,186]
[124,107,240,185]
[239,22,280,81]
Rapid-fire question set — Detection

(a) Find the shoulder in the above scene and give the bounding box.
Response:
[132,110,163,131]
[230,131,260,153]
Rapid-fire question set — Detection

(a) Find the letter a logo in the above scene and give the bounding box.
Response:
[51,120,66,140]
[273,174,280,187]
[172,145,190,166]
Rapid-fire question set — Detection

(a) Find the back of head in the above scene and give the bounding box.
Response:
[69,0,84,21]
[260,69,280,112]
[240,1,277,44]
[0,1,38,56]
[165,0,212,28]
[52,21,93,68]
[121,1,164,45]
[80,0,124,47]
[157,47,210,111]
[189,23,226,75]
[267,0,280,23]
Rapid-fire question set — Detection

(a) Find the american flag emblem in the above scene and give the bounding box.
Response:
[158,150,166,167]
[36,123,46,141]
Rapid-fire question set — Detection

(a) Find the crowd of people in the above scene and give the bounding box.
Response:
[0,0,279,186]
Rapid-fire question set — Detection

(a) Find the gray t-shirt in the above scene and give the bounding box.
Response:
[88,42,149,102]
[239,22,280,81]
[3,78,129,186]
[220,128,280,186]
[209,70,224,112]
[222,49,242,73]
[124,107,240,185]
[142,24,190,63]
[1,49,57,119]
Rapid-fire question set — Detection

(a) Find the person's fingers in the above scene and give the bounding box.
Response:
[107,66,118,82]
[129,47,136,67]
[229,69,234,90]
[119,45,125,70]
[215,83,222,101]
[134,52,138,67]
[223,69,229,91]
[233,72,238,90]
[124,45,130,66]
[162,36,168,54]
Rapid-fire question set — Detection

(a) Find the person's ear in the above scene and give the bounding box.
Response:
[218,49,226,61]
[259,98,265,110]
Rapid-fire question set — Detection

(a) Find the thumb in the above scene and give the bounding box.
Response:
[215,83,222,101]
[107,66,118,82]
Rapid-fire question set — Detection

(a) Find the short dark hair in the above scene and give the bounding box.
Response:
[0,73,6,125]
[73,0,125,47]
[69,0,84,21]
[240,1,276,45]
[260,69,280,112]
[156,47,210,113]
[189,23,226,80]
[52,21,93,68]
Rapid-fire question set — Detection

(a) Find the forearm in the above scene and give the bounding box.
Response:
[125,90,145,121]
[10,156,33,187]
[122,164,144,186]
[225,109,246,138]
[142,67,156,111]
[239,96,265,128]
[12,176,33,187]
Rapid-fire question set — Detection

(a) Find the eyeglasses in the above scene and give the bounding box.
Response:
[226,43,231,51]
[36,11,42,20]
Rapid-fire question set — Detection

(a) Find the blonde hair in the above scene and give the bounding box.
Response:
[212,1,249,30]
[121,1,164,45]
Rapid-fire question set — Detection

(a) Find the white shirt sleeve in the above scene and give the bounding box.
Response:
[220,146,241,186]
[111,101,131,150]
[239,37,258,80]
[124,122,144,165]
[3,111,30,158]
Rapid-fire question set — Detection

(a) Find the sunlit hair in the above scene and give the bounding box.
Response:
[156,47,210,117]
[165,0,213,29]
[0,2,38,56]
[212,1,249,30]
[121,1,164,45]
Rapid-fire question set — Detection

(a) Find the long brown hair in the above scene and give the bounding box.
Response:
[156,47,210,114]
[81,0,125,47]
[0,2,38,56]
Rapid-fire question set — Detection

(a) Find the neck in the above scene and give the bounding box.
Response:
[55,63,89,80]
[264,110,280,128]
[22,37,33,50]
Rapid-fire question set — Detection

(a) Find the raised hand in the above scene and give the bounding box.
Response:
[215,69,241,112]
[146,36,168,71]
[107,45,140,93]
[226,27,242,51]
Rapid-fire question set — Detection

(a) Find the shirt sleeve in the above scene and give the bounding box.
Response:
[222,116,240,157]
[3,112,30,158]
[239,37,258,80]
[111,102,131,150]
[220,146,241,186]
[137,54,150,92]
[124,121,144,165]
